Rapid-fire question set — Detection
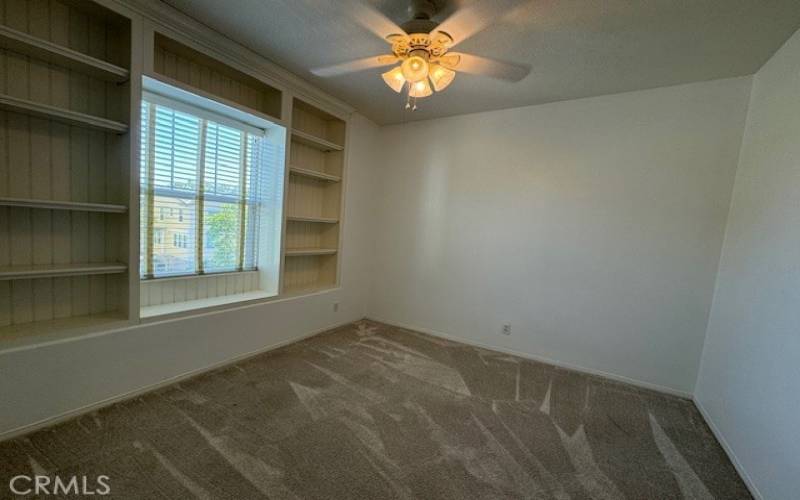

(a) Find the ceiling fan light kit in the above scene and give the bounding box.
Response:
[380,31,456,109]
[310,0,531,111]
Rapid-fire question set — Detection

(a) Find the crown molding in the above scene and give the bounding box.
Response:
[111,0,355,118]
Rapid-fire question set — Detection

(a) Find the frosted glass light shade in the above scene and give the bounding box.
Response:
[382,66,406,93]
[409,78,433,98]
[401,55,429,83]
[429,64,456,92]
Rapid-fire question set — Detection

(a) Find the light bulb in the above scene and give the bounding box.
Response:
[401,55,430,83]
[429,64,456,92]
[409,78,432,98]
[381,66,406,93]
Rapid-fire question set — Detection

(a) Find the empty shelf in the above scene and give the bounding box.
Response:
[0,263,127,280]
[289,166,341,182]
[286,215,339,224]
[0,94,128,133]
[0,197,127,213]
[0,312,129,352]
[282,283,337,296]
[291,129,344,152]
[285,248,338,257]
[0,25,129,82]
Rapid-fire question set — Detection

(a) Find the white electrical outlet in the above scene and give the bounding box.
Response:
[333,302,339,312]
[502,323,511,335]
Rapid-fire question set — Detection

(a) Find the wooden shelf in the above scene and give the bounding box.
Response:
[292,129,344,152]
[285,248,338,257]
[0,313,129,352]
[286,215,339,224]
[0,94,128,133]
[0,263,127,280]
[0,197,127,213]
[0,24,129,82]
[282,283,337,297]
[289,166,341,182]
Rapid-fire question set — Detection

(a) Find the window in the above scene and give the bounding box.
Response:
[139,91,283,280]
[173,233,189,249]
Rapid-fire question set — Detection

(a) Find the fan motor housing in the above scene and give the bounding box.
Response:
[390,0,453,59]
[401,0,448,34]
[390,32,453,59]
[400,17,439,35]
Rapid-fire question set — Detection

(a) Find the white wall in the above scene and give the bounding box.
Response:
[695,29,800,500]
[369,78,752,395]
[0,113,379,437]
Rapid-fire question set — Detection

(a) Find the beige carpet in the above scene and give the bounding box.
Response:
[0,320,751,499]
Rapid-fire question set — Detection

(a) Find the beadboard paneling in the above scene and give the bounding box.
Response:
[153,33,281,120]
[286,175,342,220]
[290,141,343,177]
[140,271,260,307]
[285,220,339,251]
[282,254,336,294]
[293,101,345,147]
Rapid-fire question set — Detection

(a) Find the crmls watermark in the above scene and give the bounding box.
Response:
[9,475,111,496]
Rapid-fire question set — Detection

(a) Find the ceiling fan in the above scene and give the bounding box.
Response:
[310,0,531,110]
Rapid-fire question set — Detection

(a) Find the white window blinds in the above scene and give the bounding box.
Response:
[139,95,267,279]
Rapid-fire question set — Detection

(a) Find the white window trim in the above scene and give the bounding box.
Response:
[141,92,264,280]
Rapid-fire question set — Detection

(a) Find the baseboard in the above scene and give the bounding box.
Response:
[367,316,693,400]
[693,396,763,500]
[0,318,359,442]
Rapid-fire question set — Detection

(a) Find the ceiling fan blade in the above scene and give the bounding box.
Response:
[448,53,530,82]
[311,55,398,77]
[339,0,407,41]
[433,0,523,48]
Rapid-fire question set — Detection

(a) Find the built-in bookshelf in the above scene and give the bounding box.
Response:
[0,1,351,343]
[0,0,132,341]
[283,98,346,294]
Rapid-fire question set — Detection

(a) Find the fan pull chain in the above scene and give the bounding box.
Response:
[403,82,419,111]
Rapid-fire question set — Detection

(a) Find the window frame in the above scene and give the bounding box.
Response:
[140,90,268,280]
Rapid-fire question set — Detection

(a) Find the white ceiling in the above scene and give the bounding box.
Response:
[161,0,800,125]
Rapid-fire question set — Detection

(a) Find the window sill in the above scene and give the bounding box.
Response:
[140,290,275,319]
